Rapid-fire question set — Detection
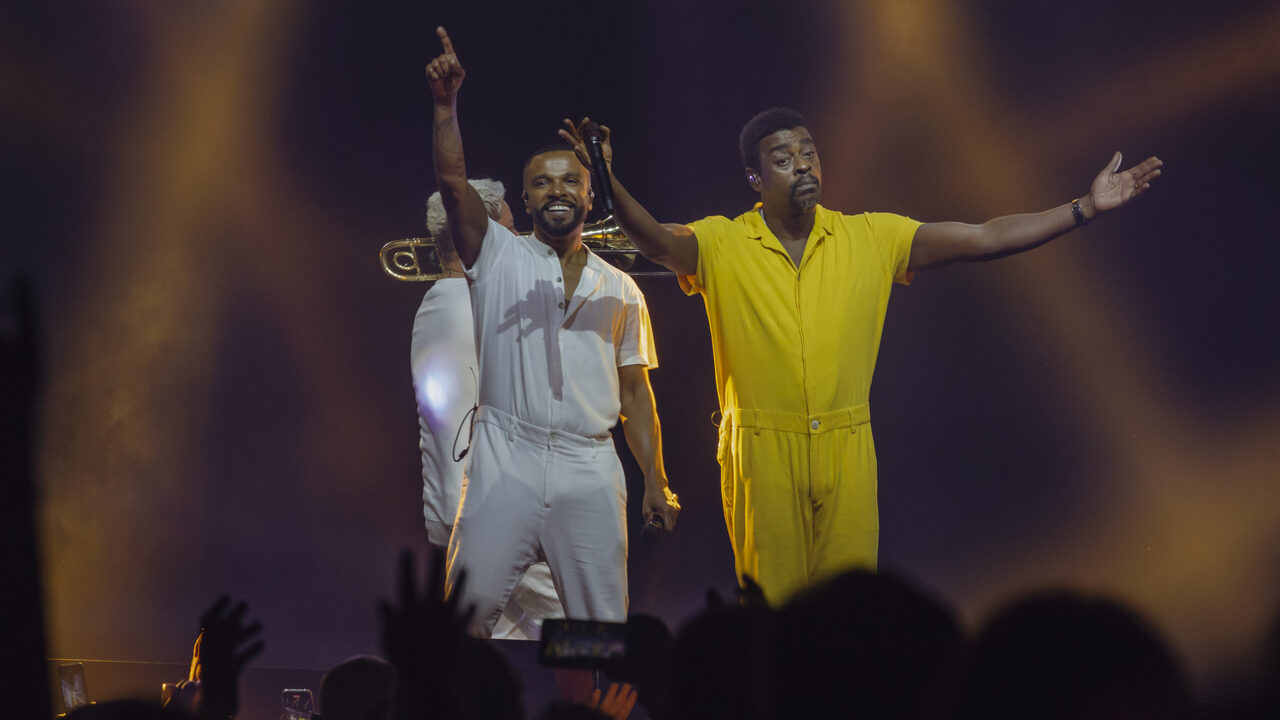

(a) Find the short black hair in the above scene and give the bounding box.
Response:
[522,142,579,177]
[739,107,810,171]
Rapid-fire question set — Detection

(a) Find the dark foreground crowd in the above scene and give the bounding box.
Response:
[58,548,1280,720]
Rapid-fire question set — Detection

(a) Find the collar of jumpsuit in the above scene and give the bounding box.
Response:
[748,201,841,269]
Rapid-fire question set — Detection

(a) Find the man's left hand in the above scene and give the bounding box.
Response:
[1087,151,1163,216]
[642,482,680,533]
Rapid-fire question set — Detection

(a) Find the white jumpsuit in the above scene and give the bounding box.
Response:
[446,219,656,635]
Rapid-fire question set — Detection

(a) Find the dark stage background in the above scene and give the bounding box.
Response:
[6,0,1279,696]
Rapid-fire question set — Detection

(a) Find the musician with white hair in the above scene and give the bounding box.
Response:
[412,178,564,640]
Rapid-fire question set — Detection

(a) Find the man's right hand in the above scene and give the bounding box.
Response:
[426,26,464,102]
[559,117,613,175]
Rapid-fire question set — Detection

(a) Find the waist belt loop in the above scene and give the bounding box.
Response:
[753,409,761,436]
[849,407,856,434]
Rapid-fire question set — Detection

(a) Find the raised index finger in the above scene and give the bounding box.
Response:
[436,26,456,56]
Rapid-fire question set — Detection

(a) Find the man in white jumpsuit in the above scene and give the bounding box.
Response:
[426,28,681,636]
[413,180,563,640]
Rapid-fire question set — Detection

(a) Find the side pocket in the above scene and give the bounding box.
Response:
[717,414,737,538]
[716,418,731,465]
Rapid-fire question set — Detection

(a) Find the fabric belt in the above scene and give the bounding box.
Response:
[475,405,612,450]
[723,403,870,435]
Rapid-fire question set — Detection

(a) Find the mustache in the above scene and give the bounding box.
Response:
[791,177,819,191]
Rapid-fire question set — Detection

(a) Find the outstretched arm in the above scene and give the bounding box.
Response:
[559,118,699,276]
[427,27,488,268]
[618,364,681,532]
[908,152,1163,270]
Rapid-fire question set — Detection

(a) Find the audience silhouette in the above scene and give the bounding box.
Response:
[950,590,1191,720]
[771,569,962,720]
[316,656,395,720]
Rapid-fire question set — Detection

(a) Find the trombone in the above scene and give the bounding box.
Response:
[379,215,670,281]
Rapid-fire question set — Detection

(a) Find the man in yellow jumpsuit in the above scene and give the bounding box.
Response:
[559,108,1163,604]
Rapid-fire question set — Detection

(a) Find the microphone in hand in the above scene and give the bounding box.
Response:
[640,514,666,544]
[583,121,615,216]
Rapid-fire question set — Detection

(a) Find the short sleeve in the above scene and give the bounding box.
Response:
[463,217,517,280]
[617,278,658,369]
[677,215,733,296]
[863,212,921,286]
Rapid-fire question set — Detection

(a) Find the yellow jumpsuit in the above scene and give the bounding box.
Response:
[680,204,919,604]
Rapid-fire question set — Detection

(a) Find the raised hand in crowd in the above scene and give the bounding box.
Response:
[378,548,477,720]
[737,575,768,607]
[189,596,265,720]
[589,682,637,720]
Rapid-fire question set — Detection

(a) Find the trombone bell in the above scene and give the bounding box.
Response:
[380,238,442,282]
[580,215,632,250]
[578,215,638,272]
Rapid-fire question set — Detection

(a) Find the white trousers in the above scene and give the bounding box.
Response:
[446,405,629,636]
[492,562,561,640]
[413,279,566,639]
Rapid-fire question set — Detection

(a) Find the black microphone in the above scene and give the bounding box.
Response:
[583,121,614,216]
[640,515,665,543]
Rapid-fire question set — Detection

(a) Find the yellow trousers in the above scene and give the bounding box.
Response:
[717,404,878,605]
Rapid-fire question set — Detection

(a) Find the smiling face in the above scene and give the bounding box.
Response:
[749,127,822,214]
[522,150,592,239]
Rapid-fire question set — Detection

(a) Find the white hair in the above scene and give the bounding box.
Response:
[425,178,506,237]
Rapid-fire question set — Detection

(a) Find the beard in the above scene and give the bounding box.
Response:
[531,202,588,237]
[790,178,821,212]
